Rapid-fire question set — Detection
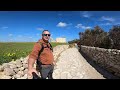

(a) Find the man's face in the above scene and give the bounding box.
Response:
[42,31,51,41]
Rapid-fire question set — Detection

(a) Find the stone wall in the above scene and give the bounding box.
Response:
[0,57,28,79]
[81,45,120,77]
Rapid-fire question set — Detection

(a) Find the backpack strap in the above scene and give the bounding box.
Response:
[48,42,53,52]
[36,42,53,71]
[37,42,53,65]
[37,42,53,58]
[38,42,44,58]
[36,42,44,66]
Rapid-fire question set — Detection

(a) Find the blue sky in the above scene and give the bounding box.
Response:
[0,11,120,42]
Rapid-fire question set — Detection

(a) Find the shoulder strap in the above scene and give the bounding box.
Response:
[38,42,53,57]
[36,42,44,65]
[36,42,53,66]
[48,42,53,52]
[38,42,44,58]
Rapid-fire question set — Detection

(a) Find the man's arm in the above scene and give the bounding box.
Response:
[28,58,36,70]
[53,61,56,66]
[27,42,41,78]
[28,58,38,78]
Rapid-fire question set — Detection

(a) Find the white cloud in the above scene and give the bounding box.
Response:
[37,28,44,31]
[100,23,112,26]
[81,11,92,18]
[2,26,8,29]
[83,14,90,18]
[57,22,67,27]
[8,34,13,37]
[100,16,115,22]
[0,26,8,30]
[75,24,91,29]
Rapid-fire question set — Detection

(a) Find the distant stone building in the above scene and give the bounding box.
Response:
[56,37,66,43]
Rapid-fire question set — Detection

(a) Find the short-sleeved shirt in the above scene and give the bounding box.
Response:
[29,39,54,65]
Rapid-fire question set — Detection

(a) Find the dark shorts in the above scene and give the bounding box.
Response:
[39,64,54,79]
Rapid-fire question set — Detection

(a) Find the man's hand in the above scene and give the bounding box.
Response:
[53,61,56,66]
[27,68,38,79]
[28,58,38,79]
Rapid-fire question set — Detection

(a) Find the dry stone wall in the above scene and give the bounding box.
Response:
[81,45,120,77]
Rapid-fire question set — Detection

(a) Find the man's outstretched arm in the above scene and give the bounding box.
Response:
[28,58,37,78]
[27,43,41,78]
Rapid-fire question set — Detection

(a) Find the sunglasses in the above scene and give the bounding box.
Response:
[42,34,51,36]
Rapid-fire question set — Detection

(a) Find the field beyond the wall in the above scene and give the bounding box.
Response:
[0,42,68,65]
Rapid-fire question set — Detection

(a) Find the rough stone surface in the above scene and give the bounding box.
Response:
[4,68,16,76]
[53,47,105,79]
[81,45,120,77]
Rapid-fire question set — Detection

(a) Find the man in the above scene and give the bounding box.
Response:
[77,41,81,52]
[28,30,55,79]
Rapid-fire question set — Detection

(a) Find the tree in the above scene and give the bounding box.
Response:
[109,25,120,49]
[78,25,111,49]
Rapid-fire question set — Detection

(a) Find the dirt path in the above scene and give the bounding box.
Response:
[53,47,105,79]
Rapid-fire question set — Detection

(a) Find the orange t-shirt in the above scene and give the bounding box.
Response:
[29,39,54,65]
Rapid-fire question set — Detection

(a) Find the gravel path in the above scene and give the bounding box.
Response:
[53,48,105,79]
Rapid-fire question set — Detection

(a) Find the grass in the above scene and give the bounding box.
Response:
[0,42,68,65]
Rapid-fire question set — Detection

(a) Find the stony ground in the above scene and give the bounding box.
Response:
[53,47,105,79]
[0,45,105,79]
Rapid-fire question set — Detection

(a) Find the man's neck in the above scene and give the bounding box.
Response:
[42,39,48,43]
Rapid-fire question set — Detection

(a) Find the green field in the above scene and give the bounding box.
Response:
[0,42,68,65]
